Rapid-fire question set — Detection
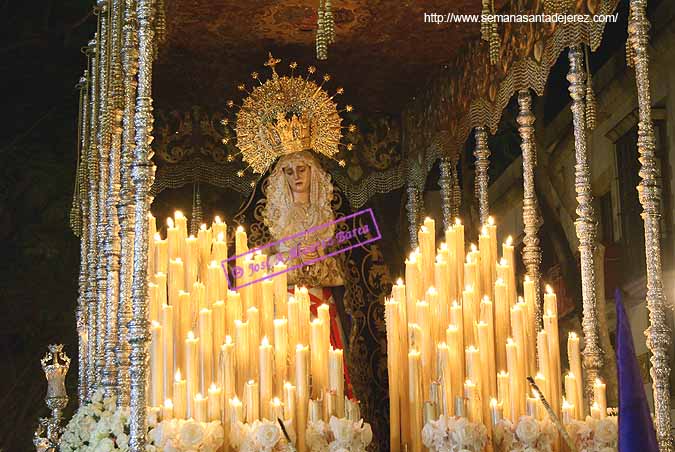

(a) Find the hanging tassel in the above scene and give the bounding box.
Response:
[584,45,597,131]
[489,28,500,65]
[190,182,203,236]
[480,0,491,42]
[625,38,635,68]
[316,0,328,60]
[325,0,335,45]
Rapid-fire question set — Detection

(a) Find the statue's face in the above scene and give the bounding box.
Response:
[283,162,311,194]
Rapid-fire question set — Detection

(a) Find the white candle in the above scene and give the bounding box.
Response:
[185,331,199,419]
[244,380,259,423]
[185,235,199,290]
[154,232,168,275]
[208,384,221,422]
[273,262,288,318]
[198,309,213,394]
[295,345,309,452]
[593,378,607,418]
[173,369,187,419]
[248,306,260,378]
[150,321,163,407]
[197,223,211,283]
[161,304,174,401]
[328,347,345,417]
[194,393,208,422]
[310,318,326,398]
[274,319,288,395]
[567,332,583,419]
[229,396,243,424]
[221,336,236,420]
[262,278,275,343]
[162,399,174,421]
[234,320,249,395]
[259,336,273,419]
[283,382,296,423]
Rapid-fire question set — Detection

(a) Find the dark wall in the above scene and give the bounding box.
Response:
[0,1,95,449]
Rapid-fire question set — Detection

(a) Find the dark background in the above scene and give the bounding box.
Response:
[1,1,94,449]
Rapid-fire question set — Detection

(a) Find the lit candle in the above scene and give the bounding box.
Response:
[567,332,583,419]
[537,330,552,406]
[154,272,167,312]
[494,276,509,373]
[444,229,459,303]
[178,290,193,371]
[479,296,497,397]
[287,296,299,381]
[270,397,284,422]
[405,252,421,324]
[274,319,288,395]
[259,337,273,419]
[161,304,174,401]
[174,211,188,246]
[328,347,345,417]
[562,398,574,425]
[185,331,199,419]
[234,320,249,395]
[212,300,225,383]
[506,338,522,419]
[543,309,561,418]
[490,398,503,427]
[235,226,248,286]
[148,282,159,323]
[192,281,206,313]
[564,372,578,420]
[295,345,309,452]
[185,235,199,290]
[593,378,607,418]
[590,401,601,419]
[166,217,181,261]
[408,350,423,452]
[283,382,296,423]
[511,303,528,409]
[487,217,498,291]
[208,384,221,422]
[497,371,511,421]
[194,393,208,422]
[462,285,476,347]
[206,261,221,307]
[150,321,163,407]
[479,226,492,300]
[523,277,537,376]
[526,395,539,418]
[446,324,464,408]
[221,336,235,419]
[229,396,243,424]
[197,224,211,283]
[198,309,213,394]
[436,342,452,416]
[502,236,516,308]
[154,232,168,275]
[273,262,288,318]
[464,379,482,423]
[309,399,324,423]
[310,319,326,398]
[262,278,274,343]
[244,380,259,423]
[248,306,260,378]
[226,289,242,337]
[212,215,227,241]
[169,258,184,361]
[173,369,187,419]
[419,219,435,293]
[162,399,174,421]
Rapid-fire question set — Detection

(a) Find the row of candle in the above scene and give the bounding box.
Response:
[146,213,352,452]
[386,217,608,452]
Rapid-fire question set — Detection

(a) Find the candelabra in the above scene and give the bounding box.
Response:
[34,345,71,452]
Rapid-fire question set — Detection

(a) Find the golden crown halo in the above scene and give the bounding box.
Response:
[221,53,356,176]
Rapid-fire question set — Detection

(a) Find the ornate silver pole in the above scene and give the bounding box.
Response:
[102,0,125,400]
[128,0,156,447]
[117,0,139,407]
[567,45,604,399]
[474,126,490,225]
[406,158,423,249]
[76,72,91,405]
[451,159,461,219]
[85,33,100,398]
[95,0,112,391]
[628,1,673,449]
[439,157,453,231]
[517,89,543,330]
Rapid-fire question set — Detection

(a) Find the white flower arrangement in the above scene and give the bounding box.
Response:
[148,418,224,452]
[229,419,295,452]
[420,415,487,452]
[59,389,159,452]
[305,416,373,452]
[566,416,618,452]
[494,416,556,452]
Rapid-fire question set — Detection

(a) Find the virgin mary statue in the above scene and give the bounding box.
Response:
[261,150,348,352]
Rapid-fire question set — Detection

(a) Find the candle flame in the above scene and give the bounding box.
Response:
[200,223,207,230]
[187,331,196,340]
[499,258,507,266]
[470,243,478,252]
[175,369,182,381]
[567,371,575,378]
[217,232,225,241]
[546,284,554,295]
[396,278,404,286]
[284,382,294,389]
[465,284,473,292]
[420,225,428,233]
[167,217,175,228]
[481,226,488,236]
[467,345,478,352]
[214,215,222,223]
[506,235,513,246]
[440,242,448,250]
[195,393,204,401]
[261,336,270,346]
[507,337,515,345]
[451,300,460,308]
[595,378,604,386]
[455,218,462,225]
[407,252,416,262]
[498,370,508,377]
[427,286,437,295]
[562,399,573,409]
[536,372,545,380]
[296,344,306,351]
[496,277,505,284]
[272,397,281,405]
[237,225,244,233]
[209,383,218,391]
[569,332,578,340]
[164,399,173,408]
[175,211,184,219]
[154,232,162,241]
[231,395,241,404]
[225,335,233,344]
[151,320,161,328]
[488,216,495,226]
[490,398,498,407]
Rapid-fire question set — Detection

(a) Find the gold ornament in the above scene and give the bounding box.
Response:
[224,53,352,175]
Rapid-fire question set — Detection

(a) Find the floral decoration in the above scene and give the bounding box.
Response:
[566,416,618,452]
[148,418,224,451]
[494,416,557,452]
[306,416,373,452]
[229,418,294,452]
[420,415,487,452]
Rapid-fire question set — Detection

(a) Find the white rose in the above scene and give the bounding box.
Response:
[359,422,373,445]
[515,416,540,446]
[203,421,225,449]
[594,418,618,445]
[162,439,180,452]
[421,423,436,447]
[328,443,350,452]
[255,423,281,448]
[93,437,115,452]
[329,417,354,443]
[116,432,129,450]
[178,419,205,449]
